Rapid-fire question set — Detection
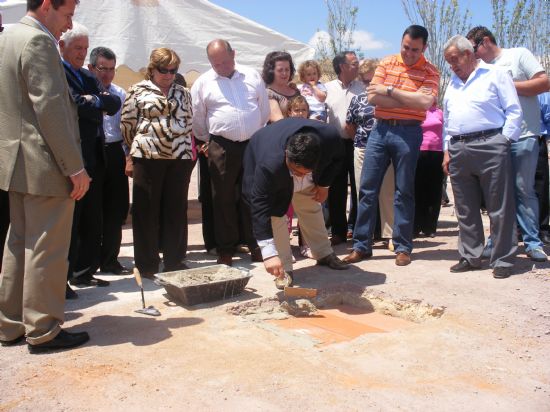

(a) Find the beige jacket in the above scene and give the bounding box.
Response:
[0,17,83,197]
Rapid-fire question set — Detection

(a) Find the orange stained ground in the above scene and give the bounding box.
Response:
[270,305,414,346]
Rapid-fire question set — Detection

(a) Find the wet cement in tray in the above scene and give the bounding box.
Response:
[270,304,415,346]
[160,266,248,287]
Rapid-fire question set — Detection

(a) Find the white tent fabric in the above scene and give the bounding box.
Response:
[1,0,314,73]
[0,0,26,25]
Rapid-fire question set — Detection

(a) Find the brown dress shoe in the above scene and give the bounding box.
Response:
[317,253,349,270]
[395,252,411,266]
[342,249,372,263]
[217,254,233,266]
[250,247,263,262]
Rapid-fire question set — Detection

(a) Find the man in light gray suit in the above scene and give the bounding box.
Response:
[0,0,91,353]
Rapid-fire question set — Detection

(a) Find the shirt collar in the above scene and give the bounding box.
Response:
[25,15,58,45]
[450,59,490,86]
[212,64,243,80]
[396,53,427,69]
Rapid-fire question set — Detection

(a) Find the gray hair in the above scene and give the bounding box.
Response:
[443,35,474,53]
[59,21,89,45]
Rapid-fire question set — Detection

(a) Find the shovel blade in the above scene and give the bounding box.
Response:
[135,306,161,317]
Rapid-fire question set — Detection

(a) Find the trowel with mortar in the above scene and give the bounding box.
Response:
[133,268,161,316]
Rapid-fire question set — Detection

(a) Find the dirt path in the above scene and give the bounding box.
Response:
[1,172,549,411]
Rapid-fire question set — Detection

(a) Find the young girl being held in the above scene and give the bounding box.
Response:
[297,60,327,122]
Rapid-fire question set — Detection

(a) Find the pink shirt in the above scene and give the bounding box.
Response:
[420,107,443,151]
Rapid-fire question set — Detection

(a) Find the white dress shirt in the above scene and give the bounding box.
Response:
[443,61,522,147]
[191,64,270,142]
[325,79,365,139]
[103,83,126,143]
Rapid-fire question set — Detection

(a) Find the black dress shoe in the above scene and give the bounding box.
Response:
[70,273,110,287]
[493,266,512,279]
[101,263,131,275]
[330,234,346,246]
[1,335,25,347]
[317,253,349,270]
[65,284,78,300]
[28,329,89,354]
[450,258,480,273]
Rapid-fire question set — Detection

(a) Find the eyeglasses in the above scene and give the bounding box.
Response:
[94,66,116,73]
[157,67,178,74]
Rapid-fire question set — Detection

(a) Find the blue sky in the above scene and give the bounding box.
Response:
[209,0,495,58]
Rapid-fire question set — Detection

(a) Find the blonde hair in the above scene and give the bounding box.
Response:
[145,48,181,80]
[298,60,322,83]
[358,59,379,75]
[286,95,310,117]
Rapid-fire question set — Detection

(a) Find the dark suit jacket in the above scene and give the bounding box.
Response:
[63,64,121,177]
[242,117,344,241]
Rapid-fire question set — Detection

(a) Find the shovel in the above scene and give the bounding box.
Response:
[133,268,161,316]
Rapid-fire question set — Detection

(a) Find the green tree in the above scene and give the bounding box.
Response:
[491,0,550,72]
[315,0,359,62]
[402,0,471,104]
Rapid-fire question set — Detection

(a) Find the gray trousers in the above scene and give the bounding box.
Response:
[448,134,517,268]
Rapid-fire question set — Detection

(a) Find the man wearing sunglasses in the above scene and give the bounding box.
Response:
[59,23,121,297]
[466,26,550,263]
[88,47,130,277]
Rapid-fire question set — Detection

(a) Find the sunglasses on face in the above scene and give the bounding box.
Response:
[473,40,483,53]
[157,67,178,74]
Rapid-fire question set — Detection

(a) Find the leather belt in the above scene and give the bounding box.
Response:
[451,128,502,141]
[377,118,422,127]
[105,140,123,146]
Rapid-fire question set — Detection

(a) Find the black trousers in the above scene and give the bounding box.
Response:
[100,142,129,270]
[414,150,444,235]
[132,158,195,274]
[198,151,216,251]
[327,139,356,238]
[535,135,549,232]
[0,189,9,272]
[67,162,105,279]
[208,135,256,255]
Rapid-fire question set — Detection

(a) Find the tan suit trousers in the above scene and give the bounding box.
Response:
[0,192,74,344]
[354,147,394,238]
[271,185,333,272]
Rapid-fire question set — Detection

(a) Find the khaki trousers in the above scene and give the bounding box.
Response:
[0,192,74,344]
[271,185,333,272]
[354,147,394,238]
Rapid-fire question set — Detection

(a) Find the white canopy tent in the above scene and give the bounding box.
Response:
[1,0,314,74]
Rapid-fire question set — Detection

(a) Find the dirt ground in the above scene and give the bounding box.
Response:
[1,169,550,411]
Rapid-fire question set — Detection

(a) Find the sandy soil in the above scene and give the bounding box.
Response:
[1,169,549,411]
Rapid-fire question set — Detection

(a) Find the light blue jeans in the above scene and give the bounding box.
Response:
[511,136,543,252]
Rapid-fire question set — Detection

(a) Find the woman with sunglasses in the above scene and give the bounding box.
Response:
[121,48,195,277]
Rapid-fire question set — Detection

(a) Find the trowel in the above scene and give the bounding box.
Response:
[274,271,294,290]
[133,268,161,316]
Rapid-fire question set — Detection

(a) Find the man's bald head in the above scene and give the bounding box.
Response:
[206,39,235,78]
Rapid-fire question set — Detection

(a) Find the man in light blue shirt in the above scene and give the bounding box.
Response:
[442,35,522,279]
[467,26,550,263]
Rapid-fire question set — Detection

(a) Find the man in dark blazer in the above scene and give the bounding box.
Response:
[59,23,121,295]
[243,118,349,282]
[0,0,91,353]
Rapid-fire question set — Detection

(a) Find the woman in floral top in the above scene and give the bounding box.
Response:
[122,48,195,277]
[345,59,395,244]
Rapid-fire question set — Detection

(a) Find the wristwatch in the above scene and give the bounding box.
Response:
[386,85,394,96]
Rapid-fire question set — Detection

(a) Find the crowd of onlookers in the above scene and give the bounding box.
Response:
[0,0,549,353]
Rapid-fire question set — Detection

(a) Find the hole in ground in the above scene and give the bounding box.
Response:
[226,284,446,346]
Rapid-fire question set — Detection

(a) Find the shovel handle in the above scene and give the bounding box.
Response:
[133,268,143,288]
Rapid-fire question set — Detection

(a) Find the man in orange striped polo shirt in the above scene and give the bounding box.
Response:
[344,25,439,266]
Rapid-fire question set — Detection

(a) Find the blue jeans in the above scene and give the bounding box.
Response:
[353,122,422,254]
[511,136,543,252]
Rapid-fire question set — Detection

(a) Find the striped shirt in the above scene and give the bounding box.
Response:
[372,54,439,121]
